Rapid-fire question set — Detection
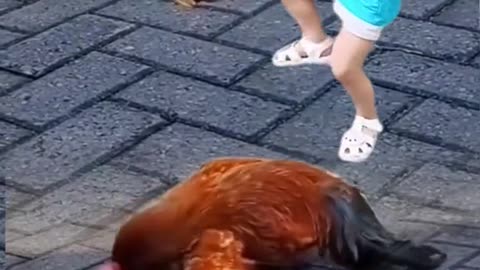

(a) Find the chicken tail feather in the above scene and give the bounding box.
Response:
[326,190,447,269]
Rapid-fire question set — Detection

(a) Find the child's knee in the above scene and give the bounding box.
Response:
[330,60,360,83]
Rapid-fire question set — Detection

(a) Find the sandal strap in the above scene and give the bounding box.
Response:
[274,37,333,61]
[299,37,333,58]
[352,116,383,133]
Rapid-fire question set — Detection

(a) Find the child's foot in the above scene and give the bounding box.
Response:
[338,116,383,163]
[272,36,333,67]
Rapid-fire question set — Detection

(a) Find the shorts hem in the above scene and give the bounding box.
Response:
[333,0,383,41]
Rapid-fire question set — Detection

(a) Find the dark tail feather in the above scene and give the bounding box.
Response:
[326,190,447,269]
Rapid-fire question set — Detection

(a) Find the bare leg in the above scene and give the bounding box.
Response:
[281,0,327,42]
[330,27,383,162]
[330,28,377,119]
[272,0,333,66]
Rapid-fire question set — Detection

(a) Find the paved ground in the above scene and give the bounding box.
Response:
[0,0,479,269]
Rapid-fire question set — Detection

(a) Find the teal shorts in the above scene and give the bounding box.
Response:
[334,0,401,40]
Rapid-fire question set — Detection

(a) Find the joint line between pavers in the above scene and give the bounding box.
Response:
[33,121,173,196]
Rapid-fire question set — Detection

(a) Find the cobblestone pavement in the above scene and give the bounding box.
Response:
[0,0,479,269]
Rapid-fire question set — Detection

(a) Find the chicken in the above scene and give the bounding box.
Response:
[98,157,447,270]
[184,229,254,270]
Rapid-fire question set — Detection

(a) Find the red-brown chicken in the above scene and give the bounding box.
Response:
[99,157,447,270]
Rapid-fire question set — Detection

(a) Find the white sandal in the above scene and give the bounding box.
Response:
[338,116,383,163]
[272,36,334,67]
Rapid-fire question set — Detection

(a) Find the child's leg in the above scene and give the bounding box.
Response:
[330,28,383,163]
[330,0,401,162]
[272,0,334,67]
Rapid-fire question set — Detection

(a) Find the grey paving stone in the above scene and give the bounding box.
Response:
[0,70,29,94]
[5,186,35,209]
[235,63,334,103]
[366,51,480,104]
[0,28,22,46]
[262,85,416,154]
[6,230,27,242]
[105,27,264,85]
[392,163,480,211]
[465,254,480,268]
[7,223,89,257]
[0,52,149,127]
[427,242,478,270]
[433,0,480,30]
[217,2,335,53]
[9,244,108,270]
[380,17,480,61]
[115,123,288,181]
[392,99,480,153]
[81,230,116,252]
[198,0,272,14]
[0,0,112,32]
[6,254,26,268]
[97,0,239,37]
[0,121,32,149]
[1,101,165,192]
[473,54,480,66]
[115,71,288,137]
[20,164,169,214]
[7,202,125,234]
[321,133,466,195]
[373,195,480,231]
[263,88,469,194]
[400,0,450,19]
[433,228,480,247]
[0,14,133,77]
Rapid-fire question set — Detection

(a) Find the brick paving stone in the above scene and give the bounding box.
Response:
[0,28,22,46]
[0,0,113,33]
[428,242,479,270]
[0,0,22,13]
[433,0,480,31]
[465,254,480,268]
[5,186,35,209]
[6,254,26,268]
[400,0,450,19]
[81,230,117,252]
[326,132,466,195]
[9,244,108,270]
[7,202,125,234]
[263,90,470,194]
[20,164,168,213]
[115,71,288,137]
[7,223,89,257]
[115,123,288,181]
[433,228,480,247]
[0,121,32,150]
[392,99,480,153]
[0,52,149,127]
[380,17,480,62]
[217,2,335,53]
[105,27,264,85]
[473,54,480,66]
[373,195,480,232]
[0,14,134,77]
[262,85,415,155]
[0,102,165,192]
[198,0,272,14]
[6,230,27,242]
[97,0,239,38]
[235,63,334,103]
[366,51,480,104]
[392,163,480,211]
[0,70,29,94]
